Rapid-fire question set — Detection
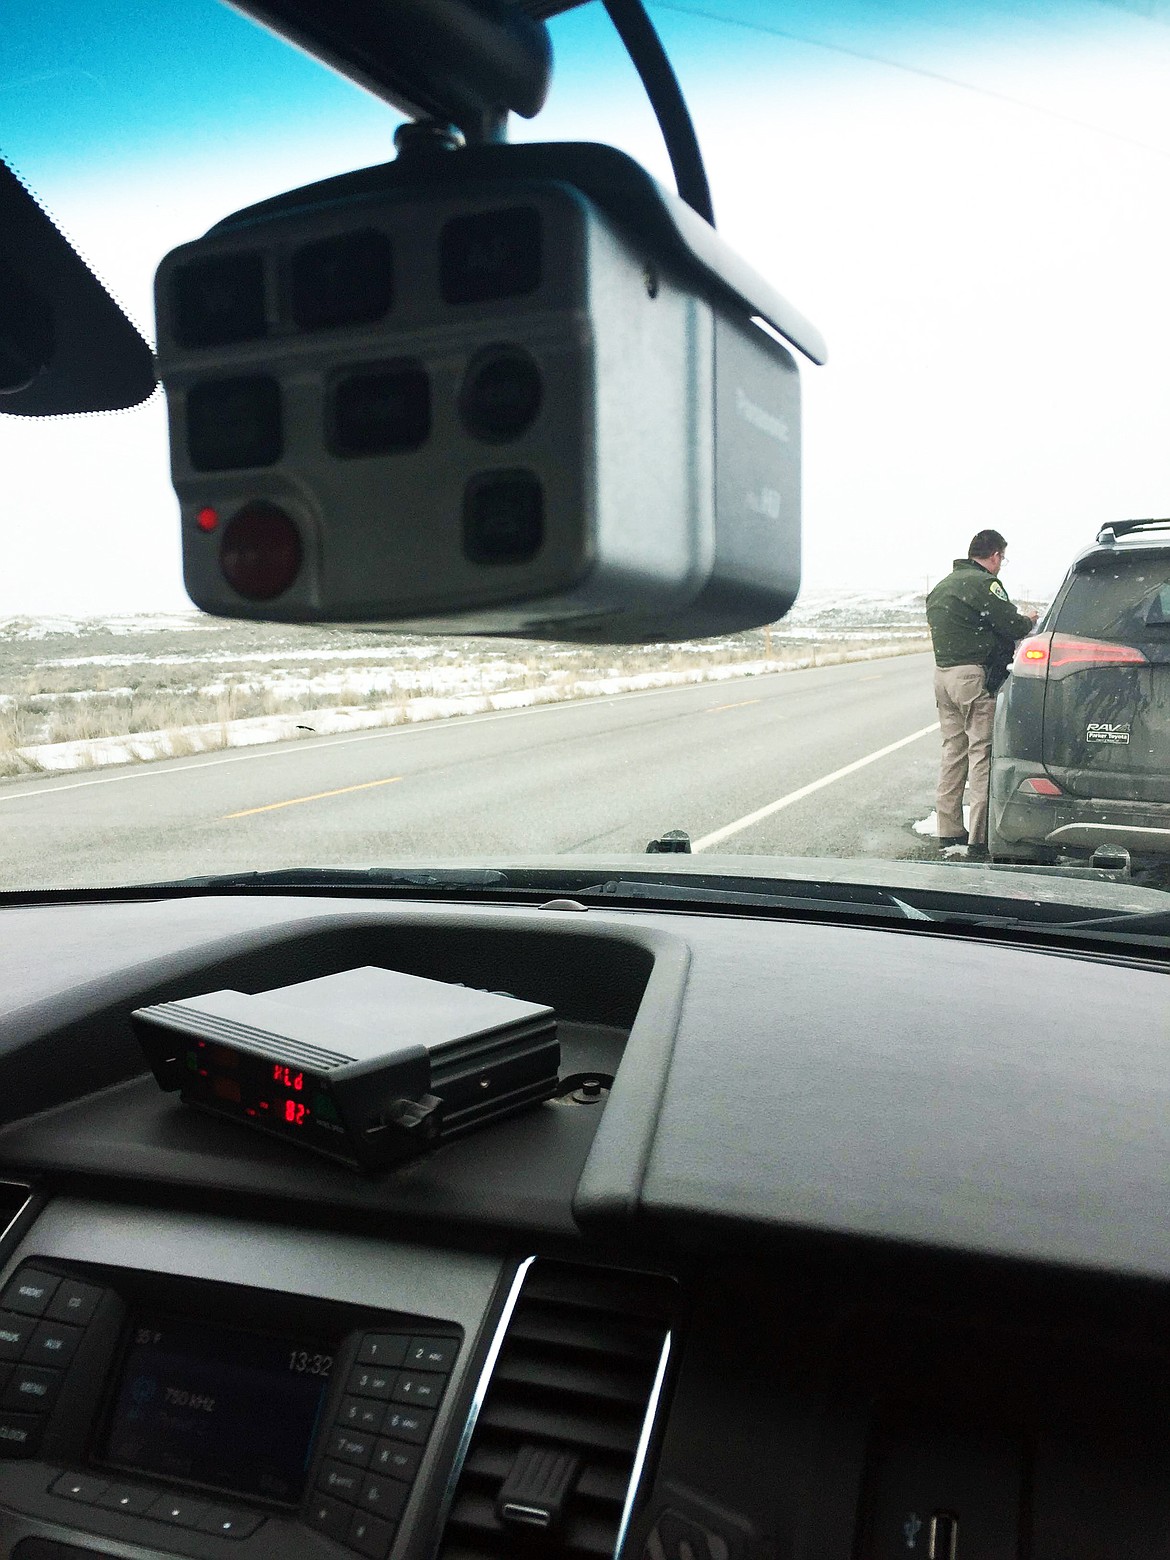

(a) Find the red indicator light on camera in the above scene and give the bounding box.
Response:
[196,506,219,533]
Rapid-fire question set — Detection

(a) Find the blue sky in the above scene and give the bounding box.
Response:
[4,0,1170,613]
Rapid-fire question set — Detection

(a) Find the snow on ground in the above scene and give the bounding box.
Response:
[1,592,936,775]
[0,613,215,641]
[12,644,925,773]
[47,645,473,669]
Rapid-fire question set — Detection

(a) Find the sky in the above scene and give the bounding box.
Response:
[4,0,1170,614]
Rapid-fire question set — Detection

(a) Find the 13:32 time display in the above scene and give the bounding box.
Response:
[288,1349,333,1375]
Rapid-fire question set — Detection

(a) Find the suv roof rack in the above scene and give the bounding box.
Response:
[1096,518,1170,545]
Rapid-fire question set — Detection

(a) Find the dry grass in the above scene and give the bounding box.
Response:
[0,610,934,772]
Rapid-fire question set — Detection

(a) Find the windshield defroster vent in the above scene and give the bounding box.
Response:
[438,1260,674,1560]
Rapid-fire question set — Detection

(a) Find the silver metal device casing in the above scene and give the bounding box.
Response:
[155,179,800,640]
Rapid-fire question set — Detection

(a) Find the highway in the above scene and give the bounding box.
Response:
[0,653,943,890]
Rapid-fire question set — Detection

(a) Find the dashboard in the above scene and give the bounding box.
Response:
[0,891,1168,1560]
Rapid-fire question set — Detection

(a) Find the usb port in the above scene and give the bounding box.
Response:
[929,1512,958,1560]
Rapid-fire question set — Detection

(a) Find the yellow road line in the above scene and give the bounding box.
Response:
[706,698,762,713]
[223,776,403,819]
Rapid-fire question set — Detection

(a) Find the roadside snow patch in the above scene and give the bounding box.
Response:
[14,644,928,773]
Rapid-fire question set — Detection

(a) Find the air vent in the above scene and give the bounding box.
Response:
[439,1260,674,1560]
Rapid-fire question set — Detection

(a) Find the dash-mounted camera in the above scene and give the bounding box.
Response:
[154,142,825,642]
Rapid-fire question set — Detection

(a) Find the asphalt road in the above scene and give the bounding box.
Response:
[0,653,943,890]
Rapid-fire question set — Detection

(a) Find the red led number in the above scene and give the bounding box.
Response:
[272,1065,304,1090]
[283,1099,309,1126]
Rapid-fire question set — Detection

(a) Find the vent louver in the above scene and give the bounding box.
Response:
[439,1261,674,1560]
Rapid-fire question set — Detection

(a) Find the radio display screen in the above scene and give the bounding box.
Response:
[101,1315,334,1504]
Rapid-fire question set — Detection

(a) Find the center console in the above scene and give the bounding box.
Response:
[0,1201,507,1560]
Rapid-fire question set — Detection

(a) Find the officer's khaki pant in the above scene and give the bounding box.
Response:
[934,664,996,845]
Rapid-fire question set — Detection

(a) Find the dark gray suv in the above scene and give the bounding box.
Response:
[989,519,1170,864]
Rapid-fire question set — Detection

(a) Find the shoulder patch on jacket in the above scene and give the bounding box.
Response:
[990,580,1008,601]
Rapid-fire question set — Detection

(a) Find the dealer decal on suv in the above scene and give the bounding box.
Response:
[1086,722,1131,744]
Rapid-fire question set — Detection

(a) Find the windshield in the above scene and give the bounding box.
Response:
[4,0,1170,904]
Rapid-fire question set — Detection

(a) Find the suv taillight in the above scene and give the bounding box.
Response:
[1012,632,1147,680]
[1012,633,1052,677]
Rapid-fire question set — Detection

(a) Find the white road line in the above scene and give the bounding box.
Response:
[692,722,941,852]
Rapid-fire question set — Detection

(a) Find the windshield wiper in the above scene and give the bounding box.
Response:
[574,878,935,920]
[1041,907,1170,936]
[51,865,1165,944]
[149,866,511,890]
[140,866,936,922]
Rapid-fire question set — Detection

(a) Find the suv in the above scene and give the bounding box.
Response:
[989,519,1170,864]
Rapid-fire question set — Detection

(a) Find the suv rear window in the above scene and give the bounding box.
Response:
[1055,555,1170,642]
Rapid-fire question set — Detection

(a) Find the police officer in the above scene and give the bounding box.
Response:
[926,530,1036,857]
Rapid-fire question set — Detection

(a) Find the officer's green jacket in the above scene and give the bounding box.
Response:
[926,558,1033,669]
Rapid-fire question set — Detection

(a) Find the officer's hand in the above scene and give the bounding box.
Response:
[1026,609,1039,626]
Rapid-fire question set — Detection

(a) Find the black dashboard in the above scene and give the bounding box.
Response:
[0,892,1168,1560]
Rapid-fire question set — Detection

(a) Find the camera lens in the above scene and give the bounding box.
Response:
[219,503,302,601]
[172,254,266,347]
[186,376,281,471]
[330,364,430,456]
[463,472,543,565]
[290,231,393,330]
[441,208,541,305]
[459,348,542,443]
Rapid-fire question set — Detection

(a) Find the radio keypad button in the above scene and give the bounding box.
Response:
[348,1510,396,1559]
[146,1495,210,1528]
[380,1405,433,1444]
[357,1335,409,1368]
[2,1366,61,1414]
[97,1484,156,1514]
[391,1371,444,1408]
[347,1366,397,1400]
[23,1320,81,1367]
[318,1459,364,1501]
[0,1313,35,1362]
[0,1413,41,1454]
[1,1272,60,1318]
[198,1506,264,1538]
[338,1395,384,1433]
[370,1438,421,1481]
[49,1473,108,1502]
[357,1472,408,1520]
[405,1337,458,1372]
[46,1281,103,1328]
[328,1427,374,1467]
[306,1494,352,1542]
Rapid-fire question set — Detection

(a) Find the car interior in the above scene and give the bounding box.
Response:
[2,4,1170,1560]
